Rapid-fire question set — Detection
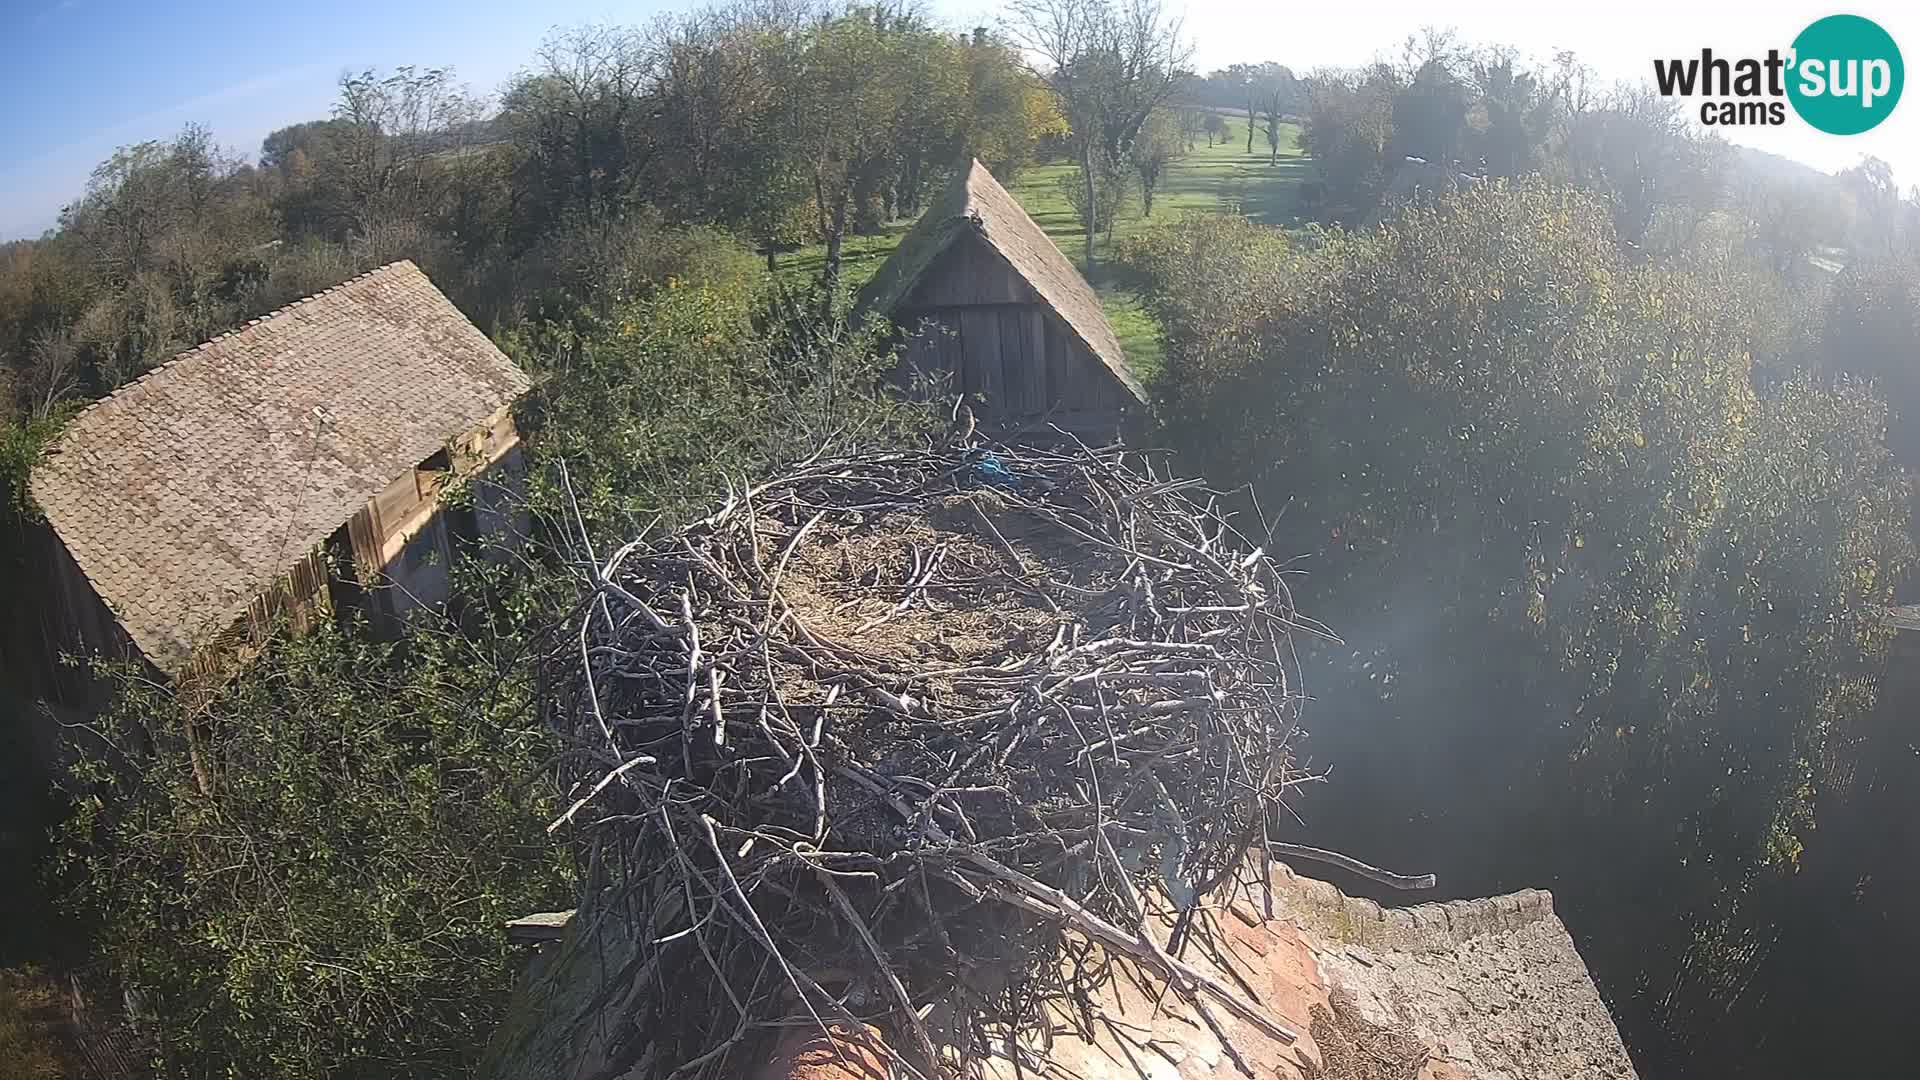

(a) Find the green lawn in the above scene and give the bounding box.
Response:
[781,118,1308,383]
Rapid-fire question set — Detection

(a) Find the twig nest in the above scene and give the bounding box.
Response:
[543,442,1322,1078]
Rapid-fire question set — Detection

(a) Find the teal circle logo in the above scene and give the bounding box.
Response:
[1787,14,1903,134]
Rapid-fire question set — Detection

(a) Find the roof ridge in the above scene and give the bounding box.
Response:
[1269,859,1560,952]
[50,260,421,439]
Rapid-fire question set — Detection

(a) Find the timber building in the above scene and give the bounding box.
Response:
[858,159,1147,436]
[17,260,529,700]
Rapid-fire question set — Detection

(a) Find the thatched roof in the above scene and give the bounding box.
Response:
[858,159,1146,404]
[30,261,529,675]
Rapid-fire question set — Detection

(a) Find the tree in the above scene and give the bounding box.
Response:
[1471,50,1564,178]
[1175,105,1204,150]
[1818,256,1920,462]
[1251,65,1298,164]
[62,620,575,1080]
[1838,155,1910,257]
[1123,184,1912,1064]
[330,67,484,235]
[500,29,659,240]
[779,8,968,300]
[958,28,1069,182]
[645,6,804,234]
[1057,148,1130,246]
[1563,85,1728,250]
[1202,110,1226,146]
[1391,59,1470,165]
[1214,62,1292,156]
[1299,66,1398,221]
[1007,0,1192,273]
[54,125,272,389]
[1131,108,1181,215]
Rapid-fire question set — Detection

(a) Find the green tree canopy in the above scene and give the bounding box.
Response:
[1123,183,1912,1051]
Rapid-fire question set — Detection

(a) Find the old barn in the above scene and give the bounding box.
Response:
[19,260,530,700]
[858,159,1146,435]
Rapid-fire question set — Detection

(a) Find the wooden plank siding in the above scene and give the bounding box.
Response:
[339,406,525,636]
[892,232,1130,430]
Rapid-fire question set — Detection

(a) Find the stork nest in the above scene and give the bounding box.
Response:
[541,442,1327,1078]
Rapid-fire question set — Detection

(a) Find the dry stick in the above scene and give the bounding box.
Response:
[1268,842,1437,891]
[818,874,942,1074]
[843,759,1298,1050]
[1091,819,1262,1079]
[854,542,949,634]
[694,814,832,1041]
[549,753,660,833]
[955,850,1300,1046]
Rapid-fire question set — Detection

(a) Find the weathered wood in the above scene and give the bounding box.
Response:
[506,910,576,944]
[959,308,1004,409]
[906,232,1041,307]
[886,224,1140,426]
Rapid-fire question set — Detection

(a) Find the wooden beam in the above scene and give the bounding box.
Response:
[505,910,575,944]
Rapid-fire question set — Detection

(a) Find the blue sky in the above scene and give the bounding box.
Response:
[4,1,1917,241]
[0,0,662,238]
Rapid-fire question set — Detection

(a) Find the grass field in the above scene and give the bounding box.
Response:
[782,118,1308,381]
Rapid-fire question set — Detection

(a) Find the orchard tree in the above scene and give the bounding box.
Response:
[960,29,1070,180]
[1299,66,1398,220]
[1007,0,1192,273]
[1057,148,1130,249]
[1131,108,1181,215]
[782,8,967,299]
[1176,106,1204,149]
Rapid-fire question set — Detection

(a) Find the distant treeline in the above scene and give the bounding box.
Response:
[0,3,1071,442]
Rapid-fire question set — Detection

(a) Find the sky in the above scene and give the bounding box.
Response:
[3,0,1917,241]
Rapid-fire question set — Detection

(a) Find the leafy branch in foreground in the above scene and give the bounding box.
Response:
[57,609,574,1079]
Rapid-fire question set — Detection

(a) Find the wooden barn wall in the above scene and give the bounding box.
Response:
[906,233,1045,307]
[895,232,1132,423]
[175,543,335,706]
[342,408,526,634]
[8,518,142,706]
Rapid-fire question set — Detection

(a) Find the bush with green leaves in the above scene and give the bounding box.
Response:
[55,253,931,1076]
[1121,181,1912,1057]
[60,613,574,1080]
[512,268,934,540]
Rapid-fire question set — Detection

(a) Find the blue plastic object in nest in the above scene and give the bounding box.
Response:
[970,451,1019,489]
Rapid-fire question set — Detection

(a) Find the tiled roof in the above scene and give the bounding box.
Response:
[30,261,530,675]
[858,158,1147,404]
[489,860,1638,1080]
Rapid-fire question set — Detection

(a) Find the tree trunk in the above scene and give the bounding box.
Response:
[1246,101,1255,154]
[823,199,846,306]
[816,171,848,312]
[1081,141,1097,276]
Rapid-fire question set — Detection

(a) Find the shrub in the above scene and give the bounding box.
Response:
[1122,181,1912,1049]
[60,619,574,1080]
